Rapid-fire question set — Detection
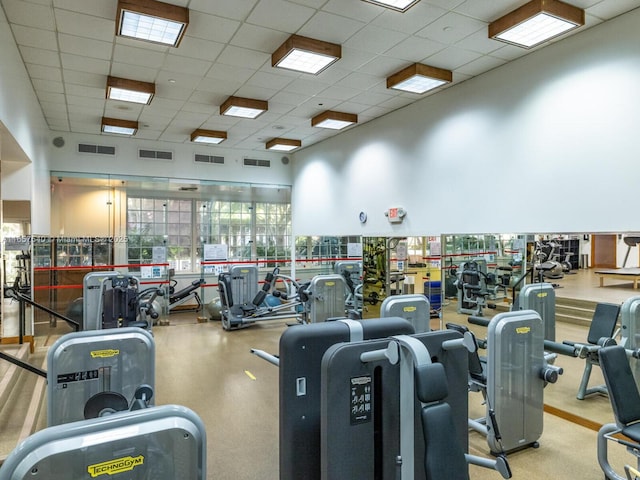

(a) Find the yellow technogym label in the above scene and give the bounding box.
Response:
[403,306,417,313]
[90,349,120,358]
[87,455,144,477]
[536,292,548,298]
[515,327,531,334]
[326,282,335,286]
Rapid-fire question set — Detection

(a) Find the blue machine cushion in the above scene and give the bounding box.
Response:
[599,346,640,428]
[587,303,620,345]
[421,402,469,480]
[415,363,448,404]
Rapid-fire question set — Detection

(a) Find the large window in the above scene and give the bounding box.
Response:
[127,196,291,272]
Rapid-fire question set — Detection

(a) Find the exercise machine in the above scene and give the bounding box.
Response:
[0,404,206,480]
[545,302,620,399]
[321,329,510,479]
[455,260,496,316]
[251,317,415,480]
[380,293,431,333]
[620,295,640,385]
[217,265,303,330]
[454,311,562,454]
[512,282,556,341]
[302,273,348,323]
[82,272,163,331]
[597,345,640,480]
[622,236,640,268]
[46,327,155,426]
[165,271,204,313]
[334,260,363,316]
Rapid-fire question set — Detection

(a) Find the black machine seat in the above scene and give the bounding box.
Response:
[587,302,621,345]
[170,278,204,303]
[416,363,469,480]
[599,345,640,440]
[445,323,485,384]
[415,362,512,480]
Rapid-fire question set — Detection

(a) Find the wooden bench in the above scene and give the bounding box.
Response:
[595,268,640,289]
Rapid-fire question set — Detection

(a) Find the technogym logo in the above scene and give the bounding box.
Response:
[87,455,144,477]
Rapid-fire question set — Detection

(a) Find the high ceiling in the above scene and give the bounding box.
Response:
[2,0,639,153]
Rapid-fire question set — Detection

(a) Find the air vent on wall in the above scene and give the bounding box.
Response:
[78,143,116,155]
[195,154,224,165]
[139,149,173,161]
[244,158,271,168]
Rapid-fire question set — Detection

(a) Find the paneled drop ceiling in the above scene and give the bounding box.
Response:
[2,0,639,153]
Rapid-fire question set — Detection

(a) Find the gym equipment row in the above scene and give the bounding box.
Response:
[252,317,511,480]
[217,265,350,330]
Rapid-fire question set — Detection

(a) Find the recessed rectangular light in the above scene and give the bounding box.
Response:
[106,76,155,105]
[387,63,452,94]
[489,0,584,49]
[266,138,302,152]
[116,0,189,47]
[101,117,138,136]
[220,96,268,119]
[190,129,227,145]
[361,0,420,12]
[311,111,358,130]
[272,35,341,75]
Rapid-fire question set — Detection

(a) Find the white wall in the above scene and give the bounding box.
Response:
[292,8,640,238]
[0,7,51,233]
[49,132,294,187]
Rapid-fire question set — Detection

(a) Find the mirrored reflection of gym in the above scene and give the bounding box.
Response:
[3,175,640,480]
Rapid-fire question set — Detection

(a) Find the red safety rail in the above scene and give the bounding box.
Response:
[33,263,170,291]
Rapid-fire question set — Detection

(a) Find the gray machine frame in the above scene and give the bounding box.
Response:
[380,293,431,333]
[83,271,157,331]
[513,282,556,341]
[218,264,304,330]
[334,260,363,314]
[304,273,348,323]
[320,330,471,480]
[620,295,640,384]
[47,327,155,426]
[0,405,206,480]
[276,318,415,480]
[483,310,561,453]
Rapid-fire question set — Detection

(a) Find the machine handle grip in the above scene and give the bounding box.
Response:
[468,316,490,327]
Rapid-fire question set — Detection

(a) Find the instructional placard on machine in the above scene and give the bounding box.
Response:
[350,375,372,425]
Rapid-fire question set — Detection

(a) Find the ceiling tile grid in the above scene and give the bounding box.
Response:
[1,0,639,152]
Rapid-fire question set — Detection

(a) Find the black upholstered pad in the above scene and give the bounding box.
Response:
[421,402,469,480]
[587,303,620,345]
[599,346,640,428]
[415,363,448,404]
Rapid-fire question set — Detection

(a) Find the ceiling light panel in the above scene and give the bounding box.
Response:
[220,96,268,119]
[266,138,301,151]
[101,117,138,136]
[272,35,341,75]
[387,63,452,94]
[106,77,155,105]
[191,129,227,144]
[489,0,584,49]
[311,111,358,130]
[362,0,420,12]
[116,0,189,47]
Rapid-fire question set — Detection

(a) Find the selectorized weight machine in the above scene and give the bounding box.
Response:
[46,327,156,426]
[0,404,207,480]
